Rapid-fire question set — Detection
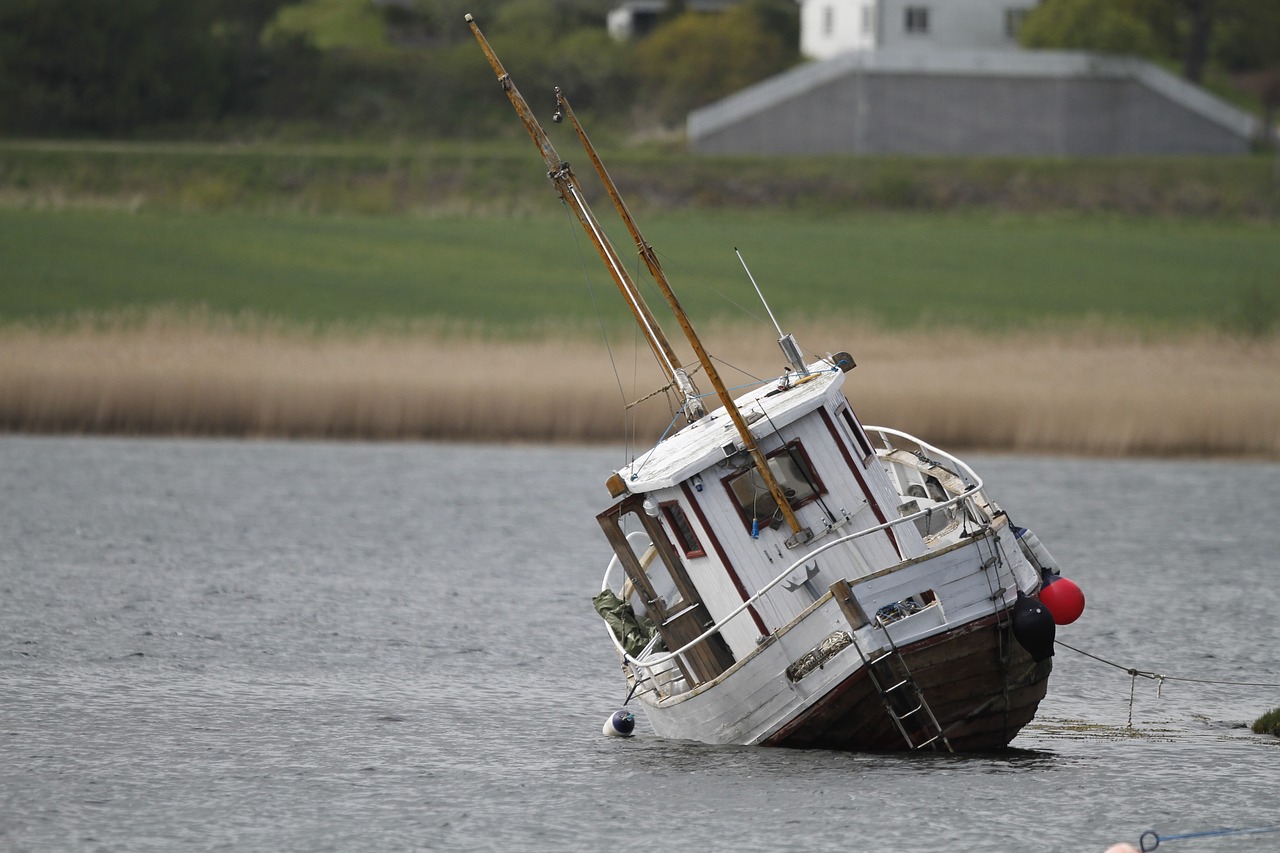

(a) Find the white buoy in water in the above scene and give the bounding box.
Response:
[603,709,635,737]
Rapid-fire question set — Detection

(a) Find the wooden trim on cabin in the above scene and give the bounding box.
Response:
[598,496,735,684]
[819,406,902,559]
[596,501,697,687]
[635,501,704,610]
[720,438,827,532]
[680,481,771,637]
[829,577,869,630]
[659,500,706,559]
[597,502,665,620]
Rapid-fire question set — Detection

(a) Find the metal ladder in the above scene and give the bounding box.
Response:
[854,619,953,753]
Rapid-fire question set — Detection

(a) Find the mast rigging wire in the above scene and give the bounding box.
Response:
[645,244,772,328]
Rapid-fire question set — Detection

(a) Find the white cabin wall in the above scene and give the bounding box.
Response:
[647,485,768,659]
[674,402,919,634]
[829,400,929,559]
[679,471,802,634]
[635,386,935,650]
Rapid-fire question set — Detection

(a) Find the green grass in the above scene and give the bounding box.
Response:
[1254,708,1280,737]
[269,0,393,52]
[3,140,1277,219]
[2,207,1277,336]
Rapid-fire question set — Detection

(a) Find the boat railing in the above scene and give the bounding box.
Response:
[867,425,985,491]
[601,428,997,691]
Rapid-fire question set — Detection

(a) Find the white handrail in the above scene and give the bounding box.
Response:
[599,428,992,675]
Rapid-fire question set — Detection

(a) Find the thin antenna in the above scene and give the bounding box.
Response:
[735,248,807,374]
[736,248,785,338]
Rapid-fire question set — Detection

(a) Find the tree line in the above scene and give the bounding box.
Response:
[0,0,1275,140]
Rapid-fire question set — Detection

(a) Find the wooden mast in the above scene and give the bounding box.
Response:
[467,14,809,546]
[552,89,810,546]
[465,14,703,419]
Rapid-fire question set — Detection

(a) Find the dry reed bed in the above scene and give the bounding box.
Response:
[2,317,1277,457]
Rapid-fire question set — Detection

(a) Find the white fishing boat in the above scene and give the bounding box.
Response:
[467,15,1085,752]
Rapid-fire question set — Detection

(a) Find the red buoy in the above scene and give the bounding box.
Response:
[1039,576,1085,625]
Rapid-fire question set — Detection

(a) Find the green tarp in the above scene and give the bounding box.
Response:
[592,589,662,657]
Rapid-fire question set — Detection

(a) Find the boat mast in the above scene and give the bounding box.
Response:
[552,89,810,546]
[465,15,703,419]
[467,14,808,546]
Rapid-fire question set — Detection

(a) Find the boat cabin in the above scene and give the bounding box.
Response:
[599,357,989,688]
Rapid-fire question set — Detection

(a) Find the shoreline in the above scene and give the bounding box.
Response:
[3,318,1276,459]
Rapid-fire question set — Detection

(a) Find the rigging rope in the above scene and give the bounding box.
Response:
[645,242,773,328]
[709,353,766,385]
[625,361,704,410]
[562,199,631,418]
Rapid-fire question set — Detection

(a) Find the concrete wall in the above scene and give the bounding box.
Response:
[688,50,1258,156]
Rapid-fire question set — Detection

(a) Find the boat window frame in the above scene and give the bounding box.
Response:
[721,439,827,531]
[660,500,706,559]
[840,405,876,463]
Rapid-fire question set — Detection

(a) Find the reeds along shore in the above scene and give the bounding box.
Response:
[2,315,1278,458]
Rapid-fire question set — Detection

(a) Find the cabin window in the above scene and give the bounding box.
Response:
[840,407,876,462]
[904,6,929,34]
[861,3,874,35]
[661,501,706,559]
[723,440,826,531]
[822,5,834,36]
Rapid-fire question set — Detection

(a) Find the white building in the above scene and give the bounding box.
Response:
[800,0,1038,59]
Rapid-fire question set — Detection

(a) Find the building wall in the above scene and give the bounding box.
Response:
[877,0,1029,52]
[802,0,1035,59]
[801,0,877,59]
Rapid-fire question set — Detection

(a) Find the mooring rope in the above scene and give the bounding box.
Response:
[1138,824,1280,850]
[1056,639,1280,689]
[1055,639,1280,727]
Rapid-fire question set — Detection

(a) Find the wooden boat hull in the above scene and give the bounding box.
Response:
[763,612,1052,752]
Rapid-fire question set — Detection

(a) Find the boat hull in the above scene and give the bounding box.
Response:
[762,612,1051,752]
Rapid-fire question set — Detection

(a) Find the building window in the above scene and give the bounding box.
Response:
[861,4,874,35]
[822,5,835,36]
[723,440,826,531]
[904,6,929,34]
[1004,8,1029,38]
[661,501,706,559]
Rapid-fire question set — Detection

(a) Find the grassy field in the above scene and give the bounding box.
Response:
[2,140,1278,455]
[3,207,1278,335]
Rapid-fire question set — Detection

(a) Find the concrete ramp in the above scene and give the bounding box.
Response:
[688,49,1259,156]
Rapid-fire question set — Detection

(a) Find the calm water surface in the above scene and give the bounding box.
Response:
[2,437,1277,852]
